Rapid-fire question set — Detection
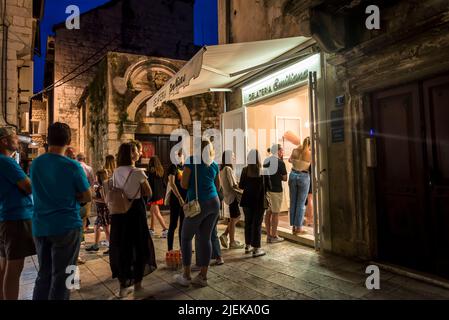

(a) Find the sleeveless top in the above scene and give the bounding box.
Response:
[291,148,311,172]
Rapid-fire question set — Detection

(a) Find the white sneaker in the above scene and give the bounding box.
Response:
[118,286,133,299]
[174,274,191,287]
[252,248,266,258]
[270,236,284,243]
[100,240,109,247]
[244,245,252,254]
[149,229,155,237]
[161,229,168,238]
[191,274,208,287]
[229,241,244,249]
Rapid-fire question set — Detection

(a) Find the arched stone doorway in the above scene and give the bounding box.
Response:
[112,56,192,168]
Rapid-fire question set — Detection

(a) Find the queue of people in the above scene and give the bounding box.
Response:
[1,120,313,298]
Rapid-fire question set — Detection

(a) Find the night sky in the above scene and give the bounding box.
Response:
[33,0,218,93]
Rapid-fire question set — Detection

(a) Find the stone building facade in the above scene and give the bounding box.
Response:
[47,0,198,151]
[218,0,449,279]
[0,0,43,132]
[78,51,222,171]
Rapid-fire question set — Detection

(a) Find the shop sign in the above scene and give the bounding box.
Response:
[242,54,320,105]
[330,109,345,143]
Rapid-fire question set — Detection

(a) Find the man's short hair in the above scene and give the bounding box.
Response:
[76,153,86,161]
[47,122,71,147]
[271,143,282,154]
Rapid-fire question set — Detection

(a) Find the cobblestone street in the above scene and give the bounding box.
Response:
[18,218,449,300]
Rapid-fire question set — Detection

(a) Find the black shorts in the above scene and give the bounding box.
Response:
[0,219,36,260]
[229,199,241,219]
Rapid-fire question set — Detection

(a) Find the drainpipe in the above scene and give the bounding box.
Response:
[0,0,17,129]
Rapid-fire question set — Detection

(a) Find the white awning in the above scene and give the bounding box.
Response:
[146,36,312,115]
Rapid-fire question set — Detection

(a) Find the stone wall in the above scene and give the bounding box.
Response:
[81,51,223,171]
[0,0,34,128]
[30,97,47,155]
[50,0,198,152]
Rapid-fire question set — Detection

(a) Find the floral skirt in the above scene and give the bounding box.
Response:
[94,202,110,227]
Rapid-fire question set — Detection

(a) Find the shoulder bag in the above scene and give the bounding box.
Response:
[106,168,140,215]
[183,164,201,218]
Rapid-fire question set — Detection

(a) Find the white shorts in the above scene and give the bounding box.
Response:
[267,191,283,213]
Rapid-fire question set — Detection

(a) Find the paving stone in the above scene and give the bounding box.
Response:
[14,220,449,300]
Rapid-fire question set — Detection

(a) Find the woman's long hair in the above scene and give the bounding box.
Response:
[220,150,233,170]
[247,149,261,177]
[104,154,116,177]
[96,169,108,186]
[117,143,134,167]
[148,156,164,178]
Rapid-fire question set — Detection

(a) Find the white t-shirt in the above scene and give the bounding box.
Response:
[112,166,147,199]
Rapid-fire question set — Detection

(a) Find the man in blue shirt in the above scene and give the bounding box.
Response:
[0,126,35,300]
[30,122,91,300]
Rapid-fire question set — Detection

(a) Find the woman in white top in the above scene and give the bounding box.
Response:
[288,137,312,235]
[218,150,244,249]
[108,142,157,299]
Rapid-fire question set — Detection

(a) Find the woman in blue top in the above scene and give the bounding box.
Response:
[174,139,221,287]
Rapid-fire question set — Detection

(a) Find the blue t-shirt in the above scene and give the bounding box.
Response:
[30,153,90,237]
[0,154,33,221]
[185,157,219,202]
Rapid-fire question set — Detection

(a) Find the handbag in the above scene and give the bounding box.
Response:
[105,169,140,215]
[262,174,271,210]
[183,164,201,218]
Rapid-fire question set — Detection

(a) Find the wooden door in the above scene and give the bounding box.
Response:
[423,75,449,277]
[373,84,429,272]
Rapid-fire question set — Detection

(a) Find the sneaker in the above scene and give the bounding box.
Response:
[252,248,266,258]
[149,229,155,237]
[270,236,284,243]
[174,274,191,287]
[100,240,109,247]
[214,257,225,266]
[191,274,208,287]
[266,236,272,244]
[161,229,168,238]
[85,244,99,252]
[229,241,244,249]
[244,245,252,254]
[219,234,228,249]
[118,286,133,299]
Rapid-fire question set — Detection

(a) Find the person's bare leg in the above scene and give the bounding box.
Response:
[306,195,313,226]
[3,259,24,300]
[104,225,111,243]
[264,211,272,238]
[94,225,101,245]
[199,266,208,279]
[150,206,155,231]
[153,205,168,230]
[0,257,6,300]
[271,212,279,238]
